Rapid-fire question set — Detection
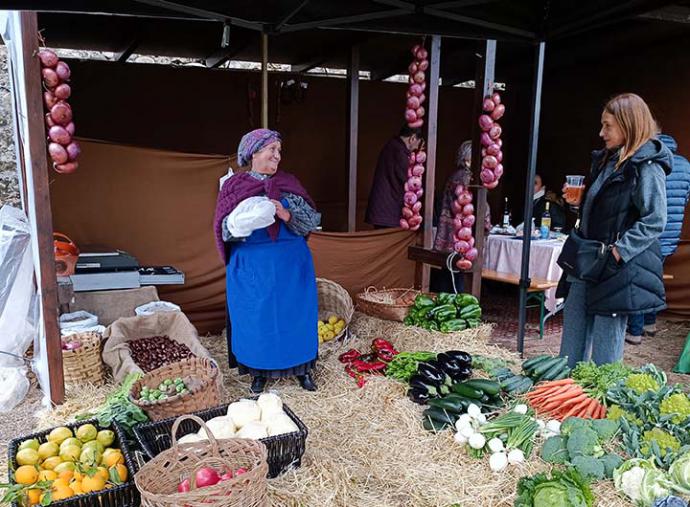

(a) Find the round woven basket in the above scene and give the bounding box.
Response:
[135,415,268,507]
[62,331,106,386]
[131,357,221,422]
[316,278,354,341]
[355,287,421,322]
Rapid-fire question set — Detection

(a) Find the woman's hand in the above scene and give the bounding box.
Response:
[611,246,621,263]
[562,183,582,206]
[271,199,291,222]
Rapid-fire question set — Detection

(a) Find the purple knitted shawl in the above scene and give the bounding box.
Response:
[213,170,316,262]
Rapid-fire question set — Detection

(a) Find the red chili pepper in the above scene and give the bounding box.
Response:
[338,349,361,363]
[351,359,388,373]
[376,348,396,363]
[371,338,399,355]
[345,365,367,388]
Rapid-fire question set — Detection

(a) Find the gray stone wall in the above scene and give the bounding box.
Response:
[0,46,20,208]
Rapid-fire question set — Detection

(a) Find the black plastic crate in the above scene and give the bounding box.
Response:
[133,400,308,478]
[6,419,139,507]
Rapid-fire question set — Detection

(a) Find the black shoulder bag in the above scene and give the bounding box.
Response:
[557,228,613,283]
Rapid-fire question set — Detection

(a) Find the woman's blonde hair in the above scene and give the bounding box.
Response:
[604,93,659,167]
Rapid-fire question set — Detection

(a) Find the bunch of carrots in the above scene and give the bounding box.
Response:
[525,378,607,421]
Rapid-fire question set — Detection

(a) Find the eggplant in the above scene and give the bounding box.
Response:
[436,356,470,381]
[416,362,445,385]
[444,350,472,366]
[407,387,431,404]
[408,374,448,397]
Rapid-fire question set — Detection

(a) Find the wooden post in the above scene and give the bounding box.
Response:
[261,32,268,128]
[469,39,496,299]
[346,45,359,232]
[421,35,441,291]
[16,12,64,404]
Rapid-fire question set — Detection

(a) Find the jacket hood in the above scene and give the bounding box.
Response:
[592,138,673,176]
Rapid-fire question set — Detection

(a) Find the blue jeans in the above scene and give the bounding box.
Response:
[559,281,628,367]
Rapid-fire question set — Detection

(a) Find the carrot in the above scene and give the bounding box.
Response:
[598,404,607,419]
[548,392,588,411]
[581,399,599,419]
[538,388,582,410]
[535,378,574,388]
[528,384,576,400]
[561,397,592,420]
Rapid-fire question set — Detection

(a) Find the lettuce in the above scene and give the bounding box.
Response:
[515,469,594,507]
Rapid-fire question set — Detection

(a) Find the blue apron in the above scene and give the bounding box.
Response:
[226,222,318,370]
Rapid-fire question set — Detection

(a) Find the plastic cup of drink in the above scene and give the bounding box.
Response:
[565,175,585,202]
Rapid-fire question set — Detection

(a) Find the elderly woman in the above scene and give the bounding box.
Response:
[214,129,321,393]
[431,140,492,292]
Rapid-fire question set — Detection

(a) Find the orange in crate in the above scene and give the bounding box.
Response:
[54,232,79,276]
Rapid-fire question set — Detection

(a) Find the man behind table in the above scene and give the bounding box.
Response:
[365,125,423,228]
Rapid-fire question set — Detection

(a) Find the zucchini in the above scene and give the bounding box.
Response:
[540,358,569,381]
[423,407,457,426]
[551,367,571,381]
[422,418,451,433]
[493,368,514,381]
[510,377,534,394]
[521,354,551,371]
[531,357,562,377]
[451,383,484,399]
[427,395,468,414]
[500,375,525,390]
[464,379,501,396]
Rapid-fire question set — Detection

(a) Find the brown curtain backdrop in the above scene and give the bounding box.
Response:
[308,228,418,296]
[663,210,690,319]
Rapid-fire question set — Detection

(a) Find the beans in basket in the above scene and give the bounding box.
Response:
[137,377,190,403]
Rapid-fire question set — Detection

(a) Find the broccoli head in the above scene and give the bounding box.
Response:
[571,455,606,482]
[541,435,569,464]
[566,427,603,458]
[590,418,619,442]
[600,453,624,479]
[560,416,591,437]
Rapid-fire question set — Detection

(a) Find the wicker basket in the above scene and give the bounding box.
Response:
[62,331,107,386]
[133,399,308,478]
[316,278,354,341]
[7,419,139,507]
[130,357,221,422]
[134,415,268,507]
[355,287,421,322]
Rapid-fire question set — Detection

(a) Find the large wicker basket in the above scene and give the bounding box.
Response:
[134,415,268,507]
[130,357,221,422]
[355,287,421,322]
[316,278,354,341]
[62,331,107,386]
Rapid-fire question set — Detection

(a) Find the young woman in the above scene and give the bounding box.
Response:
[559,93,671,366]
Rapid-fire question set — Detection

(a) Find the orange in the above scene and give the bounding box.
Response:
[73,469,84,481]
[42,484,73,502]
[110,464,128,483]
[41,456,63,470]
[14,465,38,485]
[69,480,84,495]
[96,466,109,481]
[58,469,74,482]
[52,477,70,489]
[37,469,57,482]
[81,474,106,493]
[101,450,124,467]
[25,488,41,505]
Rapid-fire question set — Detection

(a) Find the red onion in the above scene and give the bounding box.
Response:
[494,164,504,178]
[469,237,475,248]
[495,150,503,163]
[481,148,487,157]
[482,97,495,112]
[402,206,414,219]
[408,119,424,128]
[404,182,410,193]
[55,61,71,81]
[492,92,501,105]
[482,155,498,169]
[406,90,412,99]
[50,102,72,125]
[54,161,78,174]
[409,215,422,227]
[480,169,496,184]
[454,240,470,253]
[418,93,426,104]
[66,141,80,161]
[462,215,476,227]
[462,203,475,217]
[412,164,424,176]
[41,68,59,88]
[54,83,71,100]
[194,467,221,488]
[49,143,69,164]
[405,108,417,122]
[415,151,426,163]
[416,48,428,60]
[409,83,423,96]
[454,185,466,197]
[399,218,410,230]
[65,122,75,136]
[451,200,463,215]
[404,191,417,206]
[407,168,413,179]
[44,91,57,109]
[416,106,425,118]
[491,103,505,120]
[48,125,71,145]
[420,81,426,92]
[457,192,473,205]
[489,124,502,140]
[415,188,424,199]
[408,176,422,191]
[497,138,503,147]
[413,71,425,84]
[465,247,478,261]
[411,44,421,56]
[456,258,473,271]
[453,216,464,230]
[38,49,59,68]
[45,113,56,128]
[487,143,501,156]
[418,59,429,71]
[457,227,472,241]
[481,132,493,147]
[485,179,499,189]
[412,201,422,213]
[407,96,420,110]
[408,62,418,74]
[409,153,417,164]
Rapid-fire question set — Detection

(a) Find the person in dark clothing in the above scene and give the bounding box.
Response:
[365,125,423,228]
[558,93,671,367]
[533,174,567,230]
[626,133,690,344]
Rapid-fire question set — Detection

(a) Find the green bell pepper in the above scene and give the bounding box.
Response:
[459,304,482,320]
[436,292,455,305]
[414,295,436,310]
[465,318,481,329]
[429,321,440,332]
[429,304,457,323]
[454,293,479,308]
[439,319,468,333]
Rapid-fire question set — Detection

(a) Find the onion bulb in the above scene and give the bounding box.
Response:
[43,91,57,109]
[494,164,504,178]
[479,114,494,131]
[462,215,475,227]
[55,61,71,81]
[405,108,417,122]
[54,161,78,174]
[415,151,426,163]
[454,240,470,254]
[489,452,508,472]
[402,207,414,219]
[465,247,478,261]
[492,92,501,105]
[413,71,425,84]
[407,96,420,110]
[457,227,472,241]
[408,119,423,128]
[415,47,428,60]
[482,155,498,169]
[482,97,495,112]
[412,164,425,176]
[418,59,429,71]
[409,83,423,97]
[491,103,505,120]
[48,125,71,145]
[403,191,417,206]
[489,124,502,140]
[481,132,493,147]
[66,141,80,161]
[48,142,69,164]
[412,201,422,212]
[456,258,472,270]
[399,218,410,230]
[462,203,475,217]
[408,62,418,75]
[41,68,59,88]
[38,49,59,68]
[54,83,71,100]
[487,143,501,156]
[50,102,72,125]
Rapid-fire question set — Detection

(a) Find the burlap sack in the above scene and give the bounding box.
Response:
[103,311,212,382]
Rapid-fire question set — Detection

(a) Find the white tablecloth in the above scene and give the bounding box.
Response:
[483,235,564,312]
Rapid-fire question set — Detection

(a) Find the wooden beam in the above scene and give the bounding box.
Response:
[468,39,496,299]
[275,0,311,31]
[291,57,328,73]
[131,0,264,30]
[114,38,139,63]
[346,46,360,232]
[261,32,268,128]
[16,11,64,404]
[204,42,248,68]
[421,35,441,291]
[281,8,408,32]
[639,5,690,23]
[369,53,410,81]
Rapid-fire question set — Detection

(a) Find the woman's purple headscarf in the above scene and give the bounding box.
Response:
[237,128,281,167]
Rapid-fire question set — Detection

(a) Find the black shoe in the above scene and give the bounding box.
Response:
[297,373,317,391]
[250,376,267,393]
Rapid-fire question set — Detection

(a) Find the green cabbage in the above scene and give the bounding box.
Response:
[515,469,594,507]
[613,458,675,507]
[668,451,690,495]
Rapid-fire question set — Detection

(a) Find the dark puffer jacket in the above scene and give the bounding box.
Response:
[657,134,690,258]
